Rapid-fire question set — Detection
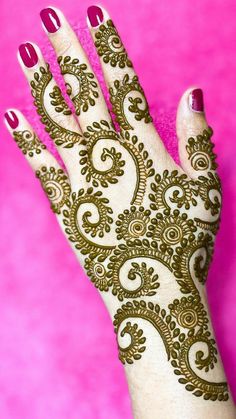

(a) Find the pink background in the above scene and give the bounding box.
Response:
[0,0,236,417]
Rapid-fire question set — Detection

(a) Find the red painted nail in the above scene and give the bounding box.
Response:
[40,8,61,33]
[87,5,104,27]
[4,111,19,129]
[189,89,204,112]
[19,43,38,68]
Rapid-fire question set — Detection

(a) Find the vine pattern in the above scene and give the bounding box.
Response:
[58,56,99,115]
[94,20,133,68]
[79,120,154,205]
[30,64,81,148]
[109,74,152,130]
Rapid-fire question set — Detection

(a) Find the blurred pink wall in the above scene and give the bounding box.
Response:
[0,0,236,417]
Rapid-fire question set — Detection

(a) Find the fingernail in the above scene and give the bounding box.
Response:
[189,88,204,113]
[19,43,38,68]
[87,5,104,27]
[4,111,19,129]
[40,8,61,33]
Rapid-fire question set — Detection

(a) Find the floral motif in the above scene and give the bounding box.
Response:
[115,206,151,240]
[148,210,196,247]
[169,296,208,329]
[84,258,110,291]
[36,166,71,214]
[186,127,217,171]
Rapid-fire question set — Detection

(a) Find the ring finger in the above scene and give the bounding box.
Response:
[18,41,87,185]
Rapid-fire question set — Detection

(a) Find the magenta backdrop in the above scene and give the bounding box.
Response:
[0,0,236,417]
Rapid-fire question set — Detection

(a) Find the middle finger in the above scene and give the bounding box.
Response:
[40,7,112,133]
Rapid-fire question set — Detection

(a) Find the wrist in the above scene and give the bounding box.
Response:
[111,289,234,419]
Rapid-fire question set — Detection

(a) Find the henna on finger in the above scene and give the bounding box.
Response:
[30,64,81,148]
[58,55,100,116]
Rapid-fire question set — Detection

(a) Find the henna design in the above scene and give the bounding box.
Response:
[117,322,146,364]
[94,20,133,68]
[114,300,174,362]
[36,166,71,214]
[149,170,198,213]
[58,56,99,115]
[84,258,110,292]
[101,127,225,400]
[49,86,72,116]
[194,218,220,235]
[109,74,152,130]
[186,127,217,171]
[62,188,115,257]
[121,130,155,205]
[148,210,197,248]
[30,64,81,148]
[38,105,226,401]
[116,206,151,241]
[79,120,125,187]
[13,130,46,157]
[106,242,172,301]
[195,172,222,216]
[114,301,228,401]
[169,296,208,330]
[172,232,214,289]
[109,258,160,301]
[80,121,154,205]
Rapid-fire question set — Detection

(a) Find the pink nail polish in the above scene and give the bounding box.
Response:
[87,5,104,27]
[189,89,204,113]
[19,43,38,68]
[4,111,19,129]
[40,8,61,33]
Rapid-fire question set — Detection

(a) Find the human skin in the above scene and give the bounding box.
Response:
[4,5,236,419]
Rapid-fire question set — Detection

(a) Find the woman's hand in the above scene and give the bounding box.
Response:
[4,6,236,418]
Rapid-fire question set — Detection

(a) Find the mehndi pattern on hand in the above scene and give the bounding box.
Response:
[6,7,229,405]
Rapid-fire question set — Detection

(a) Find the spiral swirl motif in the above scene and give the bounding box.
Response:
[58,55,99,115]
[84,258,110,291]
[196,172,222,216]
[169,296,208,330]
[186,128,218,171]
[45,181,64,203]
[13,129,46,157]
[109,74,152,130]
[79,122,125,188]
[116,207,151,241]
[149,170,198,212]
[62,188,115,257]
[94,262,106,278]
[129,219,147,237]
[149,210,196,247]
[36,166,71,214]
[95,20,133,68]
[178,308,198,328]
[108,34,123,53]
[191,152,211,171]
[162,224,183,245]
[118,322,146,364]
